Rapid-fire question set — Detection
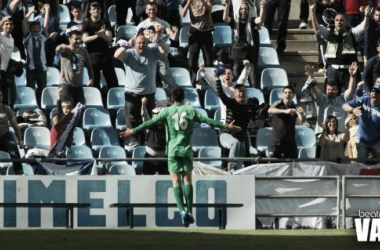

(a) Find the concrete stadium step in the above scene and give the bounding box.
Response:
[271,29,317,41]
[271,40,318,52]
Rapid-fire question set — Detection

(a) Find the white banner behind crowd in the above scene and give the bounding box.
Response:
[0,175,255,229]
[194,161,380,229]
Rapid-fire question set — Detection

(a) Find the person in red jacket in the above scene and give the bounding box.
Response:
[345,0,378,27]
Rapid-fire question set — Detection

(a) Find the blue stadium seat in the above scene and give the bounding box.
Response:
[179,5,190,27]
[46,67,60,86]
[115,108,126,131]
[260,68,289,93]
[24,127,51,150]
[269,87,298,105]
[41,87,59,111]
[73,127,86,146]
[204,89,220,111]
[257,47,280,71]
[296,126,316,151]
[214,109,221,121]
[11,46,21,61]
[0,150,12,169]
[99,145,127,162]
[179,25,189,48]
[99,145,128,172]
[107,4,116,27]
[6,164,35,175]
[184,87,202,108]
[82,68,90,86]
[14,87,39,110]
[195,67,216,90]
[109,164,136,175]
[59,4,71,27]
[14,68,26,86]
[116,25,137,42]
[100,68,126,88]
[155,88,167,101]
[82,107,112,131]
[49,108,59,126]
[66,145,93,160]
[132,146,146,169]
[191,127,219,153]
[213,25,233,49]
[90,127,120,151]
[259,26,272,47]
[169,67,192,87]
[115,68,126,86]
[194,108,210,128]
[198,146,222,169]
[83,87,103,107]
[107,87,125,110]
[298,147,316,159]
[256,127,272,156]
[245,88,265,104]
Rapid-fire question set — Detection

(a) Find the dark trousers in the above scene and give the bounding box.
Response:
[299,0,309,22]
[26,69,47,107]
[90,53,118,90]
[143,152,169,175]
[264,0,291,53]
[60,84,85,107]
[188,31,213,86]
[269,143,298,158]
[0,132,22,174]
[0,70,17,107]
[124,92,155,142]
[116,0,138,26]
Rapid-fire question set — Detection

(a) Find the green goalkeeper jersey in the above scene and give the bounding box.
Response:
[133,104,227,158]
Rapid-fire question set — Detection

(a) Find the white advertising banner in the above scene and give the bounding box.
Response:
[0,176,255,229]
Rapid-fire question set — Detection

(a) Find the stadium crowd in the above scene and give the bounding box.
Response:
[1,0,380,177]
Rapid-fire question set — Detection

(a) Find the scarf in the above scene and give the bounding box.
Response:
[325,27,356,59]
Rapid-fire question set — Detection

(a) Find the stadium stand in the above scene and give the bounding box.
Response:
[115,108,126,131]
[90,127,120,151]
[108,164,136,175]
[198,146,222,169]
[14,68,26,86]
[14,87,39,110]
[191,127,219,153]
[260,68,289,93]
[46,67,60,87]
[82,107,112,131]
[131,146,146,170]
[66,145,93,160]
[41,87,59,111]
[24,127,51,150]
[169,67,192,87]
[107,87,125,110]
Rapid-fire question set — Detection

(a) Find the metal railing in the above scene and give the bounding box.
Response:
[255,176,341,229]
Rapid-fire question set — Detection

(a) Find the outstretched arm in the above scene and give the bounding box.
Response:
[119,109,167,138]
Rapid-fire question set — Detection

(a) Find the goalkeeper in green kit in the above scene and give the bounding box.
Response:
[120,87,241,227]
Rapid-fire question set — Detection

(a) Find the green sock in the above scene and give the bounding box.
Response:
[173,186,185,212]
[183,184,193,214]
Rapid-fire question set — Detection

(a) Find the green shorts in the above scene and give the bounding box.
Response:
[168,156,193,173]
